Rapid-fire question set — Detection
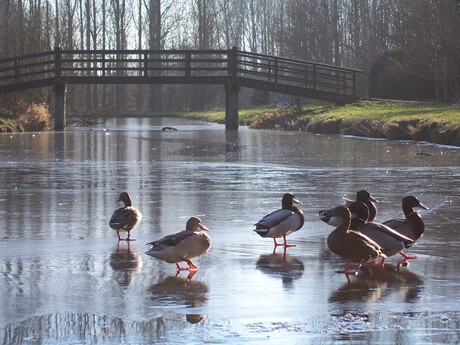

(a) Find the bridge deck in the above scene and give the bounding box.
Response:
[0,47,361,103]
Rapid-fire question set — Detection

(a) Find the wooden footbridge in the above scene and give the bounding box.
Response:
[0,47,361,130]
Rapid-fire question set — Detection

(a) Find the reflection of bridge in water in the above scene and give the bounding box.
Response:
[0,47,361,130]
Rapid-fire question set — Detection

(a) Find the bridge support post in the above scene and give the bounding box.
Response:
[225,82,239,130]
[54,84,66,130]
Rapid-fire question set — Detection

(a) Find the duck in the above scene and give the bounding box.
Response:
[348,201,369,229]
[109,192,142,241]
[319,190,378,226]
[145,217,211,271]
[322,205,386,275]
[381,196,428,261]
[254,193,305,249]
[349,201,414,266]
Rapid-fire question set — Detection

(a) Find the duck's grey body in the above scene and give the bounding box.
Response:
[254,193,305,248]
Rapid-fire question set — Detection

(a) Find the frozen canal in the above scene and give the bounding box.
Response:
[1,117,460,344]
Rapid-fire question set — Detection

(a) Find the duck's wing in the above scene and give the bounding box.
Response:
[349,230,386,260]
[382,218,406,229]
[109,207,140,230]
[147,230,194,248]
[255,209,294,229]
[359,221,414,247]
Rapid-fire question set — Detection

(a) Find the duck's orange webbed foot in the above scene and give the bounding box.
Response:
[185,260,198,271]
[176,260,198,272]
[400,252,417,260]
[343,261,360,276]
[398,252,417,268]
[273,236,296,249]
[117,231,136,241]
[368,257,386,269]
[175,263,188,271]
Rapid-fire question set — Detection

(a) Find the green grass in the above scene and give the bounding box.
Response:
[178,106,274,126]
[3,100,460,144]
[162,100,460,146]
[153,100,460,128]
[309,100,460,125]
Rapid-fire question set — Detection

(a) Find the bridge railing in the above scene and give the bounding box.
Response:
[58,49,231,78]
[0,49,232,86]
[0,51,55,86]
[236,50,360,96]
[0,47,360,97]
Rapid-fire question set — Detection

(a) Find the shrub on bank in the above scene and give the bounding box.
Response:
[0,118,23,132]
[17,103,51,131]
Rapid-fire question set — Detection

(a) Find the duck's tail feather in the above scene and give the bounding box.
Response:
[254,226,270,237]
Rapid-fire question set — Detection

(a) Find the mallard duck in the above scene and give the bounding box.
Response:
[145,217,211,271]
[254,193,305,249]
[109,192,142,241]
[382,196,428,261]
[382,196,428,240]
[319,190,378,226]
[348,201,369,229]
[323,205,386,275]
[350,202,414,266]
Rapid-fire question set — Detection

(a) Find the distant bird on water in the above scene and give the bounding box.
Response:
[145,217,211,272]
[254,193,305,249]
[109,192,142,241]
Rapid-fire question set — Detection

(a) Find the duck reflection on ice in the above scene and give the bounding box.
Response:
[149,275,209,324]
[329,264,423,304]
[256,250,305,289]
[109,242,142,286]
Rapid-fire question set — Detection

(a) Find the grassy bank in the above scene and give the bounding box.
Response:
[182,100,460,147]
[2,100,459,146]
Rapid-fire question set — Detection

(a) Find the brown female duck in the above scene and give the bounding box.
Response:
[146,217,211,271]
[109,192,142,241]
[323,205,386,275]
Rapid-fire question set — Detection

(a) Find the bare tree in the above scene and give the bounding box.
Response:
[147,0,162,111]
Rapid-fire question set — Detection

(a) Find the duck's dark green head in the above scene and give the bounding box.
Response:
[403,196,428,210]
[356,190,378,203]
[281,193,302,209]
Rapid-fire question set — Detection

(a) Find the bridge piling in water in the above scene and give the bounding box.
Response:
[53,47,66,131]
[54,84,66,131]
[225,82,239,130]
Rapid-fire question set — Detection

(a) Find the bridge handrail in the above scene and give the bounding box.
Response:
[237,50,362,73]
[236,50,360,95]
[0,51,54,64]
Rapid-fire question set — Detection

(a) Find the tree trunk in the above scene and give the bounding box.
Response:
[148,0,162,112]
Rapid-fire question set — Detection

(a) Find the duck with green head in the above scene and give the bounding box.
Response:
[254,193,305,249]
